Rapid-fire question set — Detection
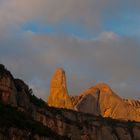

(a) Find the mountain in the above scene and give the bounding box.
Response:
[0,64,140,140]
[48,68,140,122]
[48,68,73,109]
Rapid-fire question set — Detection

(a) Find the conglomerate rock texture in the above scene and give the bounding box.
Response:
[74,83,140,121]
[48,68,73,109]
[48,68,140,122]
[0,65,140,140]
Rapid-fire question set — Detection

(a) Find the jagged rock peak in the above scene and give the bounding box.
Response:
[47,69,140,122]
[55,67,65,74]
[74,82,140,121]
[48,68,73,109]
[80,82,114,96]
[51,67,67,89]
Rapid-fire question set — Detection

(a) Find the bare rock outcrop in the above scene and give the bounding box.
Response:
[75,87,100,115]
[0,64,17,106]
[37,106,140,140]
[48,68,140,122]
[75,83,140,121]
[48,68,73,109]
[15,79,30,110]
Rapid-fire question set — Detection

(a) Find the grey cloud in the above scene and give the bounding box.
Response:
[0,0,139,33]
[0,1,139,99]
[0,32,139,99]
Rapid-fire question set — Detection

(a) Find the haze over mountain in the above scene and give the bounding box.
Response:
[0,1,139,99]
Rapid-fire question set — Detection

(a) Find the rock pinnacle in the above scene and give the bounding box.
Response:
[48,68,73,109]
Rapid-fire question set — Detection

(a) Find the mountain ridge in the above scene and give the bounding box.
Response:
[48,68,140,122]
[0,64,140,140]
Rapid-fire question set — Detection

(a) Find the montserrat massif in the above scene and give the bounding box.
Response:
[48,68,73,109]
[1,64,140,140]
[48,68,140,122]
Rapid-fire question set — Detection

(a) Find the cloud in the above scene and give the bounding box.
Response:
[0,0,139,33]
[0,31,139,99]
[0,1,139,100]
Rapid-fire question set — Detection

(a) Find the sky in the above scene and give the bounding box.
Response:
[0,0,140,99]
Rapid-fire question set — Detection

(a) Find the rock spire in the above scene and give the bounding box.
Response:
[48,68,140,122]
[48,68,73,109]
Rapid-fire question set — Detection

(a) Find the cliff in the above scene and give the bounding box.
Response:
[48,68,73,109]
[0,64,17,106]
[74,83,140,121]
[0,102,69,140]
[48,68,140,122]
[0,64,140,140]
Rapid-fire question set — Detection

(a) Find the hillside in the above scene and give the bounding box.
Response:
[48,68,140,122]
[0,64,140,140]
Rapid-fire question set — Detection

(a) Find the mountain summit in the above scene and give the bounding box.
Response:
[48,69,140,122]
[48,68,73,109]
[75,83,140,121]
[0,65,140,140]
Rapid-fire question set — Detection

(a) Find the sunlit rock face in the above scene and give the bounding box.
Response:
[48,68,73,109]
[76,83,140,121]
[123,99,140,114]
[48,68,140,122]
[0,64,17,106]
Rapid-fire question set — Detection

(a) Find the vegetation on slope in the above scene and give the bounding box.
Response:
[0,102,70,140]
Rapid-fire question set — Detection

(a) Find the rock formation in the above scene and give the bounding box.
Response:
[48,68,73,109]
[75,83,140,121]
[0,64,17,106]
[74,87,100,116]
[0,64,140,140]
[1,101,140,140]
[48,68,140,122]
